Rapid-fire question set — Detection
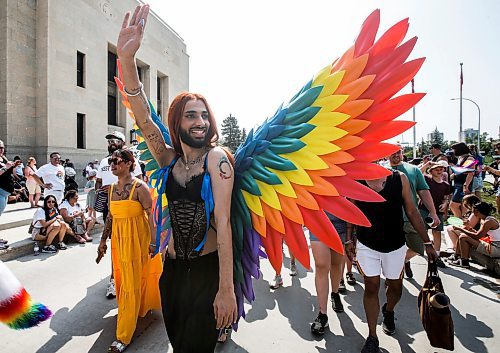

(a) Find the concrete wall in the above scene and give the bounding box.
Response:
[0,0,189,185]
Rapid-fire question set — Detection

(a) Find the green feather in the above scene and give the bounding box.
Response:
[269,137,306,154]
[254,150,297,171]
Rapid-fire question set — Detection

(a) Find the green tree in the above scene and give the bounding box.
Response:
[221,114,242,153]
[240,128,247,143]
[429,127,444,147]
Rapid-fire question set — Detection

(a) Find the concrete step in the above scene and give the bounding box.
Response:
[0,223,104,262]
[471,249,500,276]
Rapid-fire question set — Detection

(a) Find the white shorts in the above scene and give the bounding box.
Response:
[355,241,407,280]
[44,190,64,205]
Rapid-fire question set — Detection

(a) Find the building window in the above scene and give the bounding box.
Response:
[77,51,85,88]
[107,51,118,126]
[157,76,162,117]
[77,113,86,149]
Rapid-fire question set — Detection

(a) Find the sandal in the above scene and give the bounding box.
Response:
[108,340,127,352]
[217,327,232,344]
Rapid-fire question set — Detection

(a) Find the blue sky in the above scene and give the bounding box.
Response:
[146,0,499,145]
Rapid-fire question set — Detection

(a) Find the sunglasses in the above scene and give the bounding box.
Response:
[107,139,122,145]
[47,200,56,204]
[108,157,126,165]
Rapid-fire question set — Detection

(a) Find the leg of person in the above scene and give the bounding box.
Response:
[334,255,347,293]
[0,188,10,216]
[270,242,284,289]
[28,193,35,207]
[310,240,331,335]
[403,222,424,279]
[161,253,220,353]
[289,252,297,276]
[34,185,41,206]
[445,227,460,252]
[355,241,381,353]
[344,250,356,285]
[450,235,478,268]
[380,244,406,336]
[329,249,344,312]
[41,224,59,253]
[55,222,68,250]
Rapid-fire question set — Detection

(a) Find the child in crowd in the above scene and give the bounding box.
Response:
[85,170,97,220]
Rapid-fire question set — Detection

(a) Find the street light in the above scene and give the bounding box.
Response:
[451,98,480,150]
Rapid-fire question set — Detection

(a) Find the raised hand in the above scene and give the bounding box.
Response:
[117,4,150,59]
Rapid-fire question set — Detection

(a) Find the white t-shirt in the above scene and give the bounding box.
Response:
[59,200,83,216]
[32,207,59,228]
[96,156,142,186]
[35,163,65,191]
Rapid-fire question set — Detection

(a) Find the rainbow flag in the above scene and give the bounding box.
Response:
[0,260,52,329]
[450,159,477,175]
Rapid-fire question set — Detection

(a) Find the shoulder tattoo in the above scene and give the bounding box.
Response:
[218,155,233,180]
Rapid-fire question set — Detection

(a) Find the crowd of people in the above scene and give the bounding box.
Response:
[2,4,500,352]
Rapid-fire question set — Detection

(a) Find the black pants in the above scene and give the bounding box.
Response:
[160,251,219,353]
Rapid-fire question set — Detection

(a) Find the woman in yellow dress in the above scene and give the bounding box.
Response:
[97,149,162,352]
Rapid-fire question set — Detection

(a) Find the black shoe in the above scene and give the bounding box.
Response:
[310,312,329,335]
[330,291,344,313]
[41,245,57,254]
[435,257,446,268]
[381,303,396,335]
[404,261,413,279]
[338,279,347,293]
[56,242,67,250]
[361,336,380,353]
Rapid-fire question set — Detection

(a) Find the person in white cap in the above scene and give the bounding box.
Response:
[419,160,451,267]
[95,131,142,299]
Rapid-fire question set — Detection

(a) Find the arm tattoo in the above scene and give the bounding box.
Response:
[218,155,233,180]
[102,215,113,240]
[145,131,166,155]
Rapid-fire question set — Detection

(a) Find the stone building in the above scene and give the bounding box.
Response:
[0,0,188,183]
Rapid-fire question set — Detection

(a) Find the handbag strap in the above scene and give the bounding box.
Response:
[427,261,439,278]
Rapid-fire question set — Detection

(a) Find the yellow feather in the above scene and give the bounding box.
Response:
[242,190,264,217]
[255,180,282,210]
[280,149,328,170]
[314,95,349,113]
[267,169,298,198]
[309,112,351,127]
[317,71,345,99]
[274,164,313,186]
[299,139,340,155]
[312,64,333,86]
[304,126,348,141]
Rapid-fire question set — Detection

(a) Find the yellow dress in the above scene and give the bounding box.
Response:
[110,181,162,345]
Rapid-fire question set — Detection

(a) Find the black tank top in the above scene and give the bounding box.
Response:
[356,171,405,253]
[165,159,207,260]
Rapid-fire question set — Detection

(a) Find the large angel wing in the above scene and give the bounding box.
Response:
[231,9,425,312]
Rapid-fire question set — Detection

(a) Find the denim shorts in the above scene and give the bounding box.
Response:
[452,184,466,203]
[309,229,346,243]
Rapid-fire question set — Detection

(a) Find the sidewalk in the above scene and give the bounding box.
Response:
[0,192,104,261]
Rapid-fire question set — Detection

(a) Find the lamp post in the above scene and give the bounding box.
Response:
[451,98,480,150]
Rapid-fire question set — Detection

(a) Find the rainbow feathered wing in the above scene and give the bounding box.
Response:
[116,9,426,323]
[0,260,52,329]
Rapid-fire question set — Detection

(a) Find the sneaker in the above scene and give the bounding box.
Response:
[106,279,116,299]
[330,291,344,313]
[435,257,446,268]
[381,303,396,335]
[270,275,283,289]
[41,245,57,254]
[404,261,413,279]
[361,336,380,353]
[310,312,329,335]
[56,242,67,250]
[0,243,9,250]
[338,279,347,293]
[346,272,357,285]
[445,253,458,262]
[448,257,470,268]
[289,262,298,276]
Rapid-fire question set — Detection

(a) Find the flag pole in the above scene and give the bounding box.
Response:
[411,79,416,159]
[459,63,463,141]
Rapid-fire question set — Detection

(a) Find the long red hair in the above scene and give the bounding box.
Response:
[167,92,219,155]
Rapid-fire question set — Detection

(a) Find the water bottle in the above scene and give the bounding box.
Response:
[33,242,40,256]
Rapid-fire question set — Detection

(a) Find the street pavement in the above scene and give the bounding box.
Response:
[1,237,499,353]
